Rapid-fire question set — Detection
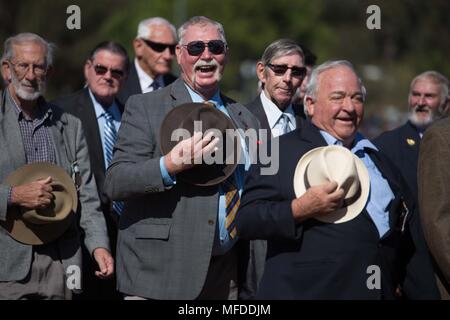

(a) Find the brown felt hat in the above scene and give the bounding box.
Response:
[0,163,78,245]
[160,103,242,186]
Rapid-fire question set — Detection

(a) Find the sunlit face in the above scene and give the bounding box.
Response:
[408,78,444,127]
[307,66,364,147]
[134,24,177,78]
[257,53,305,110]
[3,41,48,101]
[176,23,227,98]
[84,49,127,106]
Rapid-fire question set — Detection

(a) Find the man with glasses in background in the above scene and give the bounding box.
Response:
[242,38,307,299]
[53,41,129,300]
[0,33,113,299]
[105,16,260,300]
[117,17,177,105]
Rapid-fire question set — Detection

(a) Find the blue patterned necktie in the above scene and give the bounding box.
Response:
[104,110,124,215]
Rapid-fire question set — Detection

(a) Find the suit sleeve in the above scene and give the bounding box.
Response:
[104,94,166,201]
[236,161,302,241]
[418,127,450,285]
[71,117,110,254]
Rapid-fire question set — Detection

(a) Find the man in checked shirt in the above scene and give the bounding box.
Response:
[0,32,113,299]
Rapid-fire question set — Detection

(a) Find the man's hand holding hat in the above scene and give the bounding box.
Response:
[163,131,220,176]
[10,176,54,210]
[291,181,345,223]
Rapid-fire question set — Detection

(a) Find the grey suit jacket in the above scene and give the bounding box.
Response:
[0,90,110,283]
[105,78,260,299]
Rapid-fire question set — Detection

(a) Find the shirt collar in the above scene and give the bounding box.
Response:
[319,129,379,153]
[260,91,295,129]
[134,58,159,91]
[184,83,223,106]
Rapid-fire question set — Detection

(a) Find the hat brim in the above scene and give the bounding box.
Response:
[293,146,370,224]
[0,163,78,245]
[160,103,241,186]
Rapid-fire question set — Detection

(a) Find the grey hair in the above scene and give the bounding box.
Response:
[177,16,227,45]
[260,38,304,66]
[409,70,449,108]
[304,60,366,105]
[1,32,55,66]
[136,17,177,40]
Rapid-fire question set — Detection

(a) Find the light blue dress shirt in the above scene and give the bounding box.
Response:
[88,89,122,170]
[319,130,394,237]
[159,84,249,255]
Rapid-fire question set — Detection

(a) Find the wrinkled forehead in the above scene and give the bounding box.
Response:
[182,24,221,43]
[11,41,47,62]
[318,66,361,94]
[410,77,442,95]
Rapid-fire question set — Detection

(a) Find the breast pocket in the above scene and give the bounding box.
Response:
[134,219,172,240]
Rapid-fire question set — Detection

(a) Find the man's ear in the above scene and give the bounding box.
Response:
[305,96,315,117]
[1,61,11,82]
[256,61,266,84]
[133,38,143,57]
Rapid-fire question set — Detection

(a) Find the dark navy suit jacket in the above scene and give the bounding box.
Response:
[236,121,439,299]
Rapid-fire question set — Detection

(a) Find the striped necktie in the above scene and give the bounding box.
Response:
[104,110,124,215]
[224,174,240,239]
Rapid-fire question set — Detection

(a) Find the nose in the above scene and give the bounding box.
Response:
[342,96,356,112]
[200,46,213,60]
[24,65,37,81]
[418,95,426,106]
[282,69,293,82]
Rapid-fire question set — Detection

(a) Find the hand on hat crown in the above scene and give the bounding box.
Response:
[291,181,345,222]
[163,131,220,176]
[10,176,54,210]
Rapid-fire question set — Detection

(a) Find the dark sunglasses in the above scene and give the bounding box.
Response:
[182,40,226,56]
[267,63,307,78]
[93,64,125,79]
[141,38,176,54]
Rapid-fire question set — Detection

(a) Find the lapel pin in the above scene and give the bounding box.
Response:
[406,138,416,146]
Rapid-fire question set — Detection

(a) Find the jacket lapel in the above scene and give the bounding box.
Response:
[0,91,26,168]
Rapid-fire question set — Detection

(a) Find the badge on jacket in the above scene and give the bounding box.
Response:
[406,138,416,146]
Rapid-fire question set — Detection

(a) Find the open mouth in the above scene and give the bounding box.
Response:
[196,65,217,73]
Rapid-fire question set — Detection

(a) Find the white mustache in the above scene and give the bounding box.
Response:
[194,60,219,70]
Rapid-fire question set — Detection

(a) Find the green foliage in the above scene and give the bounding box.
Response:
[0,0,449,136]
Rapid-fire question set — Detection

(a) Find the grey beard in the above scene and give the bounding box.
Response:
[11,74,46,101]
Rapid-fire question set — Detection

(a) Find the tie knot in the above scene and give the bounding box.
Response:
[104,110,114,121]
[204,101,216,108]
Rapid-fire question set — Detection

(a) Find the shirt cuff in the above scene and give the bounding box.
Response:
[160,156,176,187]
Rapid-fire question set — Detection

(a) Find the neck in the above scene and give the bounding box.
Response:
[92,93,114,108]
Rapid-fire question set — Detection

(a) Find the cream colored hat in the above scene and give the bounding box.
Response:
[293,145,370,224]
[0,163,78,245]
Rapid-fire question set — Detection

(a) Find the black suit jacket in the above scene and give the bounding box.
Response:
[116,61,177,106]
[52,88,124,299]
[236,121,439,299]
[53,88,123,218]
[373,121,422,200]
[246,95,305,138]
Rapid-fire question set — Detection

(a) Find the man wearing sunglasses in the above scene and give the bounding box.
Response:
[53,41,129,300]
[241,38,307,300]
[105,16,260,300]
[248,39,307,139]
[117,17,177,105]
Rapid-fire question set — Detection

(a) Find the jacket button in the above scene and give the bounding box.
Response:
[208,220,214,226]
